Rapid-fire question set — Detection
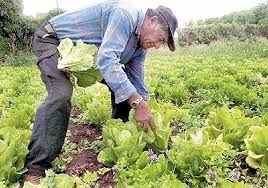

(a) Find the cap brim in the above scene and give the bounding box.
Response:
[167,27,175,52]
[168,35,175,52]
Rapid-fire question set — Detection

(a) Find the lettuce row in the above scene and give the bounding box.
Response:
[116,151,187,188]
[0,127,31,185]
[206,106,258,149]
[97,119,146,167]
[167,130,233,187]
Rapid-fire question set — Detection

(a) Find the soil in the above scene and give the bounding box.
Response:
[64,108,115,187]
[66,149,115,187]
[170,121,186,136]
[70,107,82,117]
[68,123,102,143]
[97,170,116,188]
[66,149,102,176]
[0,53,5,64]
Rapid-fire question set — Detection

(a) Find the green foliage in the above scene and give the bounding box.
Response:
[57,38,102,88]
[1,51,35,66]
[0,0,23,22]
[24,169,98,188]
[52,134,79,173]
[0,0,33,53]
[167,130,233,187]
[0,37,10,54]
[147,52,268,120]
[0,0,64,55]
[206,106,258,149]
[178,2,268,46]
[129,101,173,152]
[156,83,188,106]
[253,3,268,25]
[221,180,253,188]
[1,38,268,187]
[178,24,267,46]
[40,170,76,188]
[0,127,31,185]
[116,151,188,188]
[97,119,146,167]
[0,66,45,186]
[174,37,268,59]
[72,83,111,125]
[244,126,268,173]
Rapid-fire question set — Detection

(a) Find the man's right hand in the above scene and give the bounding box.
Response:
[128,93,155,131]
[134,100,155,132]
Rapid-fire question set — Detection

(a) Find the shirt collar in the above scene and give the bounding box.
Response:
[134,10,145,36]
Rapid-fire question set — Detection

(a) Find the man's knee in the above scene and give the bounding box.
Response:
[52,84,73,102]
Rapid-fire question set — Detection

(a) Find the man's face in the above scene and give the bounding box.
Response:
[140,16,169,50]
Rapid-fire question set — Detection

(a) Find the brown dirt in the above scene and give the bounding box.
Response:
[66,149,103,176]
[67,123,102,144]
[0,53,5,64]
[66,149,115,187]
[189,94,203,102]
[170,121,186,136]
[70,107,82,118]
[97,170,116,188]
[65,108,115,187]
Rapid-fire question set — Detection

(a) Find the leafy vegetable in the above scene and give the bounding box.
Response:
[129,101,173,152]
[73,83,111,126]
[220,180,253,188]
[116,151,188,188]
[206,106,256,149]
[167,130,232,187]
[244,126,268,172]
[0,127,31,185]
[57,38,102,87]
[97,119,146,167]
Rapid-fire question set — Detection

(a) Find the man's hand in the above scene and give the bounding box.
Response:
[128,93,155,131]
[134,100,155,132]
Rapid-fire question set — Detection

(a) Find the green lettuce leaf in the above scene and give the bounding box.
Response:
[116,151,188,188]
[0,127,31,185]
[57,38,102,87]
[129,100,172,152]
[244,126,268,172]
[206,106,255,149]
[97,119,146,167]
[167,130,232,187]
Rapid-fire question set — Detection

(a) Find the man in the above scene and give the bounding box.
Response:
[23,0,178,184]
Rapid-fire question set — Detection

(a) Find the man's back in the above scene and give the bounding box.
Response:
[49,0,142,47]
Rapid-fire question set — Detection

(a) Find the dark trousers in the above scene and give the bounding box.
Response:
[24,25,131,176]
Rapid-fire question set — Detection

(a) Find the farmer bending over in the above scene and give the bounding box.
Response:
[22,0,178,184]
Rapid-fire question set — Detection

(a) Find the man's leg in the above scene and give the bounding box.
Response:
[24,51,73,177]
[101,80,131,122]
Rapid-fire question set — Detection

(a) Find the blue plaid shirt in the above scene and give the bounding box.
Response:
[49,0,149,104]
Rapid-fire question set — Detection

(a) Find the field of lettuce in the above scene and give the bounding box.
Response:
[0,39,268,188]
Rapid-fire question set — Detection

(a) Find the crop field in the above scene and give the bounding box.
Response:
[0,40,268,188]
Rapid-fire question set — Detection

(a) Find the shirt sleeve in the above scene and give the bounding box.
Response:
[125,50,150,101]
[96,8,137,104]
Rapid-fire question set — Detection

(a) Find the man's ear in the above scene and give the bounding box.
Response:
[148,16,158,26]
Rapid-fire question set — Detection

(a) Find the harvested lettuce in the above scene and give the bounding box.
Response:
[57,38,102,87]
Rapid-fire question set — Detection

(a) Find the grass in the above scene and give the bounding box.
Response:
[148,37,268,59]
[0,50,35,67]
[1,37,268,67]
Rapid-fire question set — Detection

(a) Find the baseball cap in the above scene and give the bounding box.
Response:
[156,6,178,52]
